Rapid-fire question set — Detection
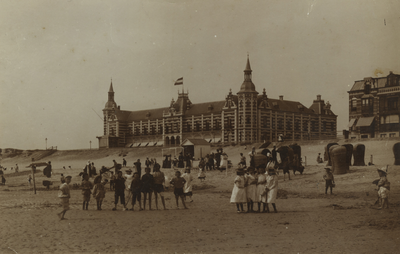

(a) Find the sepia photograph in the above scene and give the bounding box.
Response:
[0,0,399,253]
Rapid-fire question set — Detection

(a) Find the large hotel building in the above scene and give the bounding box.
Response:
[97,58,337,148]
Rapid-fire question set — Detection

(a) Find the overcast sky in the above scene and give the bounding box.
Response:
[1,0,399,150]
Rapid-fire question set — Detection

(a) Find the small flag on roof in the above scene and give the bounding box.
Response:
[174,77,183,86]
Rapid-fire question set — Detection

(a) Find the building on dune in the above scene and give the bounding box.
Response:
[347,72,400,139]
[96,57,337,148]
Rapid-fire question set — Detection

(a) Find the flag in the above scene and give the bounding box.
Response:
[174,77,183,86]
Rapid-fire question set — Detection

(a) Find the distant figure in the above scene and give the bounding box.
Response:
[92,175,106,211]
[15,164,19,173]
[248,147,256,168]
[134,159,142,178]
[153,159,160,173]
[198,159,206,181]
[91,162,97,176]
[145,157,151,168]
[323,168,335,195]
[83,161,91,177]
[43,161,52,178]
[81,173,93,210]
[1,175,5,185]
[278,134,284,142]
[239,153,246,169]
[373,167,390,209]
[60,174,65,183]
[28,175,32,186]
[182,168,193,203]
[122,158,127,168]
[57,175,72,220]
[317,153,323,164]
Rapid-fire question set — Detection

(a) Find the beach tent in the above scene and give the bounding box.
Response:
[181,139,211,159]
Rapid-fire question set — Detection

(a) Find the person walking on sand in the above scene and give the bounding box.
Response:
[15,164,19,173]
[170,171,188,209]
[113,171,127,211]
[153,166,167,210]
[57,176,72,220]
[141,167,154,210]
[264,167,278,213]
[323,168,335,195]
[182,168,193,203]
[92,175,106,210]
[230,168,247,213]
[123,158,127,168]
[81,173,93,210]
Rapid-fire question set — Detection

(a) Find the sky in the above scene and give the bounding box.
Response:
[1,0,399,150]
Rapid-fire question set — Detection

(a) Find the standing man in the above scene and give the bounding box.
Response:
[153,166,167,210]
[123,158,127,168]
[215,149,222,171]
[271,146,277,163]
[134,159,142,178]
[15,164,19,173]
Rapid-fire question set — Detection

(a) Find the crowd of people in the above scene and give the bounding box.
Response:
[53,145,393,220]
[230,153,279,214]
[57,159,195,220]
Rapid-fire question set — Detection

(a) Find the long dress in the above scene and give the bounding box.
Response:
[257,173,267,203]
[246,174,258,202]
[265,174,278,203]
[220,154,228,169]
[230,176,247,203]
[182,173,193,194]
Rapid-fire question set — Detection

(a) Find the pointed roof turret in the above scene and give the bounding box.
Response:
[108,79,114,93]
[104,79,117,110]
[238,55,258,94]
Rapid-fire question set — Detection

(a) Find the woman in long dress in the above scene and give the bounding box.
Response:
[265,167,278,213]
[220,153,229,172]
[230,169,247,213]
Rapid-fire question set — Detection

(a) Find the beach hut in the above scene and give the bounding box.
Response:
[325,143,339,166]
[181,139,211,159]
[393,142,400,165]
[353,144,366,166]
[331,146,348,174]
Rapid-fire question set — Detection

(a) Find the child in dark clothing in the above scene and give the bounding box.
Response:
[141,167,154,210]
[323,168,335,195]
[113,171,127,211]
[109,171,115,190]
[130,172,143,211]
[81,173,93,210]
[170,171,188,209]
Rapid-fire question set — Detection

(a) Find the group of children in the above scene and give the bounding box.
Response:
[230,165,278,213]
[57,166,195,220]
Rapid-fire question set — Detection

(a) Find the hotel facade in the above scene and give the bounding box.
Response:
[97,58,337,148]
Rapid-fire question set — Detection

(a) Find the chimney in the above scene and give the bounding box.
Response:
[279,95,283,101]
[317,95,321,101]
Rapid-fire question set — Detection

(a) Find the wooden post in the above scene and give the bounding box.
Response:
[31,165,37,194]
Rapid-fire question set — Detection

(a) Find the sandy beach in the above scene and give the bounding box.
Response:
[1,139,399,253]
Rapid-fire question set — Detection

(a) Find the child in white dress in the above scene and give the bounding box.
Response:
[230,168,247,213]
[265,167,278,213]
[245,167,258,213]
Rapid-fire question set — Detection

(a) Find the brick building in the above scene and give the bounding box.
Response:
[348,72,400,138]
[97,57,337,148]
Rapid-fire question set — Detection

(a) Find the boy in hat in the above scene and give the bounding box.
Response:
[57,176,72,220]
[323,168,335,195]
